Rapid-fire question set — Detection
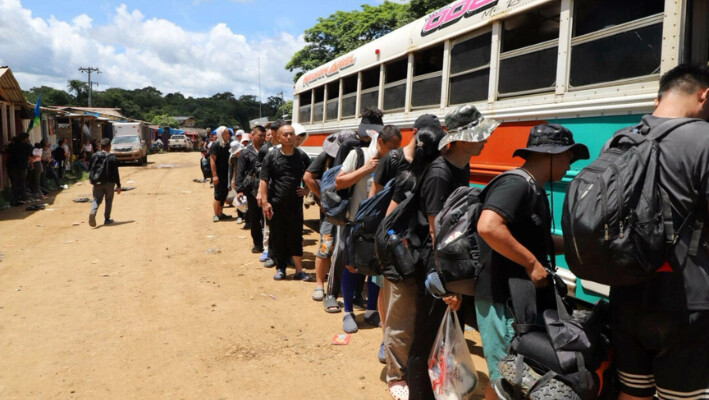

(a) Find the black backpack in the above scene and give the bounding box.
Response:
[497,274,614,400]
[320,147,364,225]
[562,117,704,286]
[427,169,535,296]
[349,179,396,275]
[52,146,65,162]
[89,152,109,184]
[374,181,429,282]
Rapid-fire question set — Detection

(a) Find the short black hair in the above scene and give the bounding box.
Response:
[658,64,709,99]
[379,124,401,144]
[252,125,266,133]
[100,138,111,147]
[270,120,285,132]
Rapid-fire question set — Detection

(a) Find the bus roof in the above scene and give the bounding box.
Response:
[294,0,535,94]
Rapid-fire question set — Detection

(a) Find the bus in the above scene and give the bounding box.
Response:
[292,0,709,303]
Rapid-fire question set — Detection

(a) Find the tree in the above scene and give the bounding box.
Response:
[275,100,293,121]
[148,114,180,128]
[24,86,73,106]
[66,79,88,106]
[285,2,410,82]
[406,0,453,20]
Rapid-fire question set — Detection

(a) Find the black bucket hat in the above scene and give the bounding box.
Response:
[513,124,589,163]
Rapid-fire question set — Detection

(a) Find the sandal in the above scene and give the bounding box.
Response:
[322,295,341,313]
[312,287,324,301]
[388,381,409,400]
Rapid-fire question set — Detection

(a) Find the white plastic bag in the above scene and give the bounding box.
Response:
[428,307,478,400]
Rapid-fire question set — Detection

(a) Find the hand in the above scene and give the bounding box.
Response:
[296,187,308,197]
[363,156,379,173]
[442,294,462,311]
[237,192,244,199]
[213,176,220,185]
[526,261,549,288]
[262,203,273,219]
[116,187,122,194]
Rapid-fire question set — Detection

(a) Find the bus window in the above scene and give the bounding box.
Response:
[499,1,560,95]
[383,58,407,111]
[298,91,312,124]
[412,44,443,108]
[326,81,339,121]
[360,66,380,111]
[313,86,324,123]
[569,0,663,87]
[449,31,491,105]
[341,75,357,119]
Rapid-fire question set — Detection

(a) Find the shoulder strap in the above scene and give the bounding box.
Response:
[644,117,701,142]
[355,147,365,170]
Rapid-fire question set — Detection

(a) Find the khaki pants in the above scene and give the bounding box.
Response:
[382,277,418,383]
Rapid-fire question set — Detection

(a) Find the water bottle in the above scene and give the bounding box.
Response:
[387,229,415,276]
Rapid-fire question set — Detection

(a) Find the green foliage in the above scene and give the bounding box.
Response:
[148,114,180,128]
[275,100,293,120]
[406,0,453,20]
[285,1,410,82]
[24,86,73,106]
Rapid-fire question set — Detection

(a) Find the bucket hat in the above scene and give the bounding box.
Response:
[513,124,589,163]
[322,129,356,158]
[439,104,500,150]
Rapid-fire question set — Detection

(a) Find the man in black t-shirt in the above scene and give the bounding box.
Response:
[236,125,267,253]
[406,105,501,400]
[606,65,709,400]
[209,126,233,222]
[6,133,33,206]
[258,124,312,281]
[474,123,588,400]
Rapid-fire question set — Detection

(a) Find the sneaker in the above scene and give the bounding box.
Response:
[273,270,286,280]
[364,311,381,327]
[212,215,220,222]
[251,246,264,253]
[259,250,269,262]
[89,212,97,227]
[104,219,114,225]
[236,217,243,224]
[219,213,232,220]
[293,271,312,281]
[263,258,275,268]
[343,312,358,333]
[378,342,386,364]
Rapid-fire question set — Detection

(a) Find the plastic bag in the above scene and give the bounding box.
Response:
[428,307,478,400]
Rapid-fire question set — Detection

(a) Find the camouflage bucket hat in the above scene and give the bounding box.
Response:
[439,104,500,151]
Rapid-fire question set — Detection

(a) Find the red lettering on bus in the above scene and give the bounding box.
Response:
[421,0,497,36]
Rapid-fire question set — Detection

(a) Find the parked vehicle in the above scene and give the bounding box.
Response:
[168,135,191,151]
[111,122,150,165]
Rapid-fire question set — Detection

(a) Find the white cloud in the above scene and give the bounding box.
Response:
[0,0,304,99]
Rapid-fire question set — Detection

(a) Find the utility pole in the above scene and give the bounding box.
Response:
[78,67,100,107]
[258,57,262,118]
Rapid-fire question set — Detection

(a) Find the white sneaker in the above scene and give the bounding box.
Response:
[236,217,244,224]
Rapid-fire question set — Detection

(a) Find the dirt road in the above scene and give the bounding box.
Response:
[0,152,487,399]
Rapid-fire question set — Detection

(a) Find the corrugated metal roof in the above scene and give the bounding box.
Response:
[0,67,29,104]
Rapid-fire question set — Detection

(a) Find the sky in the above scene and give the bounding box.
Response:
[0,0,405,100]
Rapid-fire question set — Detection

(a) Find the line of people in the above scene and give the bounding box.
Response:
[6,134,70,206]
[210,64,709,400]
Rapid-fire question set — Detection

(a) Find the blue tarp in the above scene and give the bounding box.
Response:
[157,127,185,135]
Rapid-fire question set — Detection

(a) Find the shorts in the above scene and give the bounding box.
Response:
[475,298,515,383]
[316,218,336,258]
[213,179,228,202]
[612,308,709,398]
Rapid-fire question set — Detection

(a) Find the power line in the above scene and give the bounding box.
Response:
[78,67,100,107]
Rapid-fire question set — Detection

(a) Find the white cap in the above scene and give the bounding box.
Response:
[235,129,245,137]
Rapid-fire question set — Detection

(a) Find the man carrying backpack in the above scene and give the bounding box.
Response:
[88,138,121,227]
[236,125,266,254]
[473,124,588,399]
[600,65,709,400]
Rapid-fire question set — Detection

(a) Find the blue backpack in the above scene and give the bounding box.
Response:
[349,179,396,275]
[320,147,364,225]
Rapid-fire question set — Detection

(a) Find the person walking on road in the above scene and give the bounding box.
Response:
[210,126,233,222]
[88,138,121,227]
